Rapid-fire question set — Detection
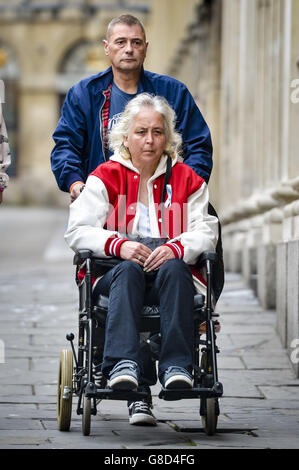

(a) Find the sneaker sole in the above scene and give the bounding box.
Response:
[109,374,138,391]
[129,414,157,426]
[164,375,193,390]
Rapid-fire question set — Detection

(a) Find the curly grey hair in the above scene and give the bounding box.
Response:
[108,93,182,159]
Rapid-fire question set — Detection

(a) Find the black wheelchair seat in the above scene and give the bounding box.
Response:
[93,293,206,333]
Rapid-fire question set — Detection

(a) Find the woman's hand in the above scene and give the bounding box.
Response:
[143,245,175,272]
[120,241,152,267]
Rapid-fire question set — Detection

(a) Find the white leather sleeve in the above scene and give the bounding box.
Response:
[64,175,117,257]
[170,182,219,264]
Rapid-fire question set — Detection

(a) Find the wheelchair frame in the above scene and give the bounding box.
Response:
[57,250,223,436]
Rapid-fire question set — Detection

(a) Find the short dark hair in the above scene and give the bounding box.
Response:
[106,14,146,40]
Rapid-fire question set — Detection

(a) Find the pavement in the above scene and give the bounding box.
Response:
[1,206,299,452]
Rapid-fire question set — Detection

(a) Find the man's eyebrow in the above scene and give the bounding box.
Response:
[113,36,144,42]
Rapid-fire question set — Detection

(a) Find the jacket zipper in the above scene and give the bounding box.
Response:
[99,90,107,162]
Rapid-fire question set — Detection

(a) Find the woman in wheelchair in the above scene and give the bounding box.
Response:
[65,93,219,426]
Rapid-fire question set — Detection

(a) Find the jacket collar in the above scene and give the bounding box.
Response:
[86,66,150,95]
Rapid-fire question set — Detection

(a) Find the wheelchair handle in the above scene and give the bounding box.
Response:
[197,251,218,267]
[73,249,93,265]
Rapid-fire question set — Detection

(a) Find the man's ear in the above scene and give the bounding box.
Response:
[102,39,109,56]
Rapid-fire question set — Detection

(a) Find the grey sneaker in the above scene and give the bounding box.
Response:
[162,366,193,389]
[128,401,157,426]
[108,360,139,391]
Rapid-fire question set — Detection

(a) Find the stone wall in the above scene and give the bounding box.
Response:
[218,0,299,376]
[165,0,299,376]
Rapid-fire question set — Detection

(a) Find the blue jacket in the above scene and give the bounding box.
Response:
[51,66,213,192]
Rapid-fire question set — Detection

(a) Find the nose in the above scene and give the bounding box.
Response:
[125,41,133,53]
[145,131,153,143]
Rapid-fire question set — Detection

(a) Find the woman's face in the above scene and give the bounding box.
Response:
[124,107,167,170]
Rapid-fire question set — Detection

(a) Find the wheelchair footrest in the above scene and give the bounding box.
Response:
[159,382,223,401]
[85,386,149,401]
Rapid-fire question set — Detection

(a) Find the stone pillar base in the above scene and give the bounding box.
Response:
[257,244,276,310]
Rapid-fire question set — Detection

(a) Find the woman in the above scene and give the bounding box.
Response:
[65,93,218,423]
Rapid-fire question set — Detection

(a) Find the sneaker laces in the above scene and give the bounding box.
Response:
[130,401,151,412]
[92,363,104,387]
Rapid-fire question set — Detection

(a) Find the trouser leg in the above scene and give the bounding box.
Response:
[93,261,146,378]
[146,259,195,380]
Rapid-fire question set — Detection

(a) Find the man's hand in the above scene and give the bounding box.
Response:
[120,241,152,267]
[70,182,85,202]
[143,245,175,272]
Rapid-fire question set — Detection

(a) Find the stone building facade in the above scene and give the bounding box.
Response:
[170,0,299,376]
[0,0,197,205]
[1,0,298,374]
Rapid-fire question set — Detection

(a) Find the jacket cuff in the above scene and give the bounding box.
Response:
[105,236,129,258]
[164,241,184,259]
[69,180,84,193]
[66,172,85,192]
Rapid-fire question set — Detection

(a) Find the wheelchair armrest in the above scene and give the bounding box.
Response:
[73,249,93,266]
[93,258,122,270]
[194,293,205,308]
[197,251,218,267]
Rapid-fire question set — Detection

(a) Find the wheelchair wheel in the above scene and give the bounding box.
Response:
[200,350,219,435]
[201,397,218,436]
[57,349,73,431]
[82,395,91,436]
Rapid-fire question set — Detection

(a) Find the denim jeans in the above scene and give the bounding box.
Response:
[93,259,195,387]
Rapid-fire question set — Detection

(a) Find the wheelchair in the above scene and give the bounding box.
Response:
[57,239,224,437]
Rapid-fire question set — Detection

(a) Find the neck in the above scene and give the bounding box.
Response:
[132,160,159,179]
[112,67,141,94]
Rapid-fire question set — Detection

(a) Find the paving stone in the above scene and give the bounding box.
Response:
[258,385,299,400]
[217,356,245,369]
[0,418,44,430]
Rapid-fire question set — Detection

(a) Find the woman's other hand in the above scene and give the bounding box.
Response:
[143,245,175,272]
[120,241,152,267]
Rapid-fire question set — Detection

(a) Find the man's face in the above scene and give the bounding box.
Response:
[103,23,148,73]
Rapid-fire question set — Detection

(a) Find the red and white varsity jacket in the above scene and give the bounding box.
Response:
[65,152,218,295]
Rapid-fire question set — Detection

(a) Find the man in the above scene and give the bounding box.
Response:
[51,15,213,201]
[51,14,213,425]
[0,102,10,204]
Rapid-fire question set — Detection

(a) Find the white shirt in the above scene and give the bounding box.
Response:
[138,202,151,236]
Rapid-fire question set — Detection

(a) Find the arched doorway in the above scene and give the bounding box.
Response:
[56,40,110,110]
[0,41,19,177]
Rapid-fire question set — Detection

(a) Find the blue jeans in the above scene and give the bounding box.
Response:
[93,259,195,384]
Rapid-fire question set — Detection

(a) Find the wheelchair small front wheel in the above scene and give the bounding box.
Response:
[82,395,91,436]
[57,349,73,431]
[201,397,218,436]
